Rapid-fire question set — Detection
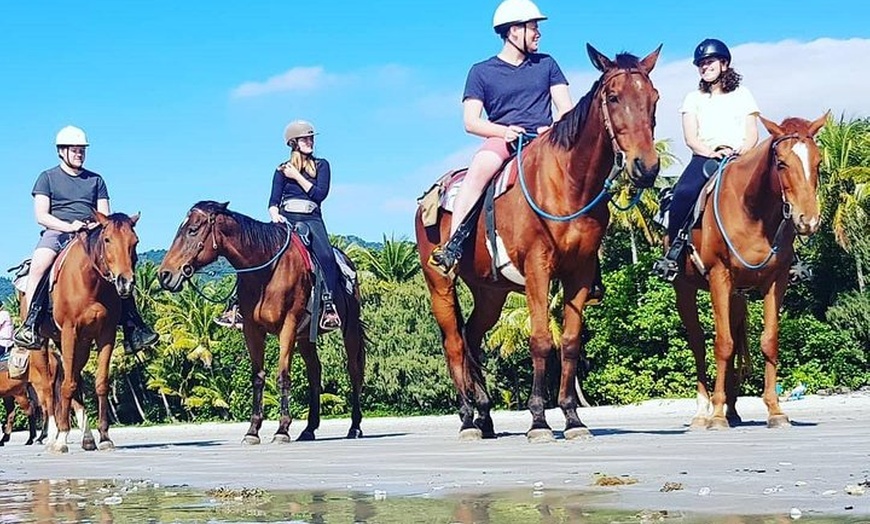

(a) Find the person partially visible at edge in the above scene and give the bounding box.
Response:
[214,120,342,331]
[665,38,760,244]
[12,126,158,354]
[427,0,610,302]
[0,303,13,356]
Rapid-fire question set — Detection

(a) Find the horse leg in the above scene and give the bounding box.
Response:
[51,327,79,453]
[558,280,592,440]
[708,269,735,430]
[341,297,365,439]
[295,338,320,442]
[75,395,95,451]
[421,270,476,439]
[1,396,13,445]
[525,269,556,442]
[242,325,268,445]
[726,294,748,426]
[761,278,790,429]
[674,279,711,429]
[464,287,509,439]
[93,332,115,450]
[272,318,300,444]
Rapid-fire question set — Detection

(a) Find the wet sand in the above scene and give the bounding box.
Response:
[1,394,868,518]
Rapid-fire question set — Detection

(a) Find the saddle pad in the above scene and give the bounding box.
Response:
[439,158,518,213]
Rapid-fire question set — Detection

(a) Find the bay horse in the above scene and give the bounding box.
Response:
[673,113,827,430]
[414,45,662,441]
[157,201,366,444]
[44,212,142,453]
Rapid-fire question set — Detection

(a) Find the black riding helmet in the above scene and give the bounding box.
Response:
[693,38,731,66]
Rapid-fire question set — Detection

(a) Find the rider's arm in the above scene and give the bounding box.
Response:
[736,114,759,155]
[550,84,573,122]
[34,194,79,233]
[682,112,717,158]
[463,98,517,139]
[305,159,330,203]
[97,198,110,216]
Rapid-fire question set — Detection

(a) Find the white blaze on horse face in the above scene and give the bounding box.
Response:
[792,142,811,182]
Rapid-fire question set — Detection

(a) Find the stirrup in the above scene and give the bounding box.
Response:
[319,301,341,330]
[13,326,44,350]
[214,307,243,329]
[652,257,681,282]
[789,259,813,283]
[428,245,459,277]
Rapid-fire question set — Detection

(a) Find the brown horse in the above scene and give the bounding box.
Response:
[43,212,141,453]
[0,376,39,445]
[415,45,662,441]
[157,201,366,444]
[673,114,827,430]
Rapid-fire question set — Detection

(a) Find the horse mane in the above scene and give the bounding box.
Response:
[549,53,643,150]
[778,117,812,135]
[193,200,287,254]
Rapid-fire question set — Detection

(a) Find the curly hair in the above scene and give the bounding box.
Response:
[700,68,742,94]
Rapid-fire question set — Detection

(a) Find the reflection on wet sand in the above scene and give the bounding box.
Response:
[0,479,862,523]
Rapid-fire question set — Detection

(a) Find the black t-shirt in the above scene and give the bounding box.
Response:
[31,166,109,222]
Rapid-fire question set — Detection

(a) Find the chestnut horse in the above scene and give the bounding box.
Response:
[0,377,39,445]
[673,114,827,430]
[415,45,662,441]
[42,212,141,453]
[157,201,366,444]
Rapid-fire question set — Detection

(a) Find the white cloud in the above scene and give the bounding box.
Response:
[231,66,335,98]
[563,38,870,169]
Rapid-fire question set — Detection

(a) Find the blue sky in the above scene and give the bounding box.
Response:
[2,1,868,274]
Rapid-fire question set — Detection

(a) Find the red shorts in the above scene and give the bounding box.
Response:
[477,137,512,161]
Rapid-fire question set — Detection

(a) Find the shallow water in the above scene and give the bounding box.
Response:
[0,479,863,523]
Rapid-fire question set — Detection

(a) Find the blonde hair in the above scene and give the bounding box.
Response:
[287,140,317,177]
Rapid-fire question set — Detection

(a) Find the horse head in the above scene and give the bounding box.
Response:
[93,212,140,298]
[587,44,662,188]
[157,201,228,292]
[759,112,828,236]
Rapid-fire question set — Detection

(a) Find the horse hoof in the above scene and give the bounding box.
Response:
[458,428,483,441]
[98,440,115,451]
[527,428,555,443]
[767,415,791,429]
[25,440,34,446]
[82,438,97,451]
[708,417,730,431]
[271,433,292,444]
[49,443,69,454]
[689,417,709,431]
[727,414,743,427]
[346,428,363,439]
[564,427,593,441]
[296,430,316,442]
[241,435,261,446]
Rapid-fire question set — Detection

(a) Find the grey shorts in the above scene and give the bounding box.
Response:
[35,229,74,253]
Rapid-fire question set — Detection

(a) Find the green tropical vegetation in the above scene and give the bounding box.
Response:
[2,116,867,428]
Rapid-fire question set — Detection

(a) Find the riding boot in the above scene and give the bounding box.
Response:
[319,291,342,331]
[586,257,606,306]
[428,209,480,277]
[214,295,243,329]
[120,297,159,355]
[12,274,50,349]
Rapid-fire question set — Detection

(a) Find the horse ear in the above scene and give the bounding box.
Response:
[639,44,663,74]
[219,202,230,211]
[94,212,109,226]
[587,43,613,73]
[808,111,830,137]
[759,115,784,137]
[129,212,140,226]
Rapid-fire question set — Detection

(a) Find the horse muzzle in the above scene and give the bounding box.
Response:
[630,156,660,189]
[794,213,821,236]
[115,276,134,298]
[157,269,186,292]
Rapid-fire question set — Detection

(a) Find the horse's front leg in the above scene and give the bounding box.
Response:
[525,267,556,442]
[465,287,509,439]
[674,278,711,429]
[708,268,735,430]
[272,316,299,444]
[558,279,592,440]
[242,324,268,445]
[50,326,81,453]
[296,338,320,441]
[93,331,115,450]
[761,277,790,428]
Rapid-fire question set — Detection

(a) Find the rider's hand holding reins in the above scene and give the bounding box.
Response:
[504,125,526,143]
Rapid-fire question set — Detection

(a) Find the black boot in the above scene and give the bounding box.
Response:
[586,257,605,306]
[120,297,159,355]
[13,274,50,349]
[428,209,480,277]
[652,235,686,282]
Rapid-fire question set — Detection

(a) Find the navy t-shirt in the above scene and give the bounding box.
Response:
[463,53,568,132]
[31,166,109,222]
[268,158,331,216]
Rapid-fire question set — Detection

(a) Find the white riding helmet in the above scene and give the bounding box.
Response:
[492,0,547,33]
[283,120,317,145]
[55,125,89,147]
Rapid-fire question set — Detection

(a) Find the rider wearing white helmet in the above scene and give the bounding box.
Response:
[429,0,572,275]
[14,126,158,353]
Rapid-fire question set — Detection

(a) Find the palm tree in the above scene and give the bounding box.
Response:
[355,235,420,283]
[817,115,870,291]
[608,139,681,263]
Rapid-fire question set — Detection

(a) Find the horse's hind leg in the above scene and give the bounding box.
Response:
[1,396,14,445]
[726,294,748,426]
[465,287,509,439]
[341,297,365,439]
[296,338,321,442]
[675,279,711,430]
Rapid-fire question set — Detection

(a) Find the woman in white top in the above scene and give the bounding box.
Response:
[0,303,13,355]
[666,38,760,243]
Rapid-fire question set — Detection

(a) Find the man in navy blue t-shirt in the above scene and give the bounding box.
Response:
[429,0,572,274]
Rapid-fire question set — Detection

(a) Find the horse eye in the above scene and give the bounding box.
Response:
[777,160,788,170]
[607,94,619,104]
[188,226,200,236]
[104,237,111,244]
